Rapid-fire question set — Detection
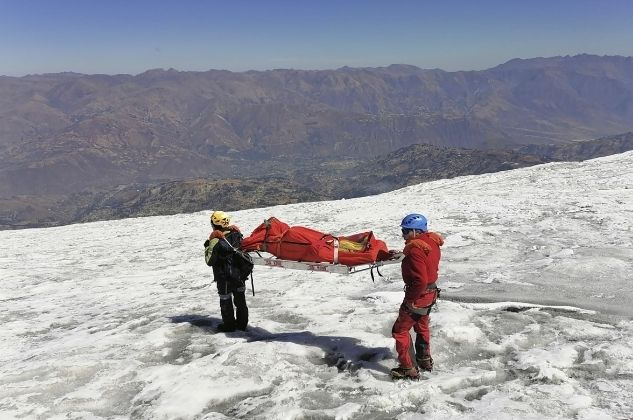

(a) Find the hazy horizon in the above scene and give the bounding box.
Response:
[2,0,633,77]
[3,53,633,79]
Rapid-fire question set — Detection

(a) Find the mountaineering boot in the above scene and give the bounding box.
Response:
[219,297,237,332]
[416,356,434,372]
[390,366,420,380]
[216,323,236,333]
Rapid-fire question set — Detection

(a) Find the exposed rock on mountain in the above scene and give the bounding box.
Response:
[333,144,549,197]
[518,132,633,161]
[0,177,328,229]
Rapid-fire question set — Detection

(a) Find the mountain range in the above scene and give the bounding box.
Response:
[2,54,633,199]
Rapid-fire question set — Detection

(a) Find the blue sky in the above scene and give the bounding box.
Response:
[1,0,632,76]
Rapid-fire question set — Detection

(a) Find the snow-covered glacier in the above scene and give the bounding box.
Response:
[1,152,632,419]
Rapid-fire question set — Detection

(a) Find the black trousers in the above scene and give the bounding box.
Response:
[217,278,249,330]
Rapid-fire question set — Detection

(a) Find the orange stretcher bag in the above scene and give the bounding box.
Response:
[241,217,391,266]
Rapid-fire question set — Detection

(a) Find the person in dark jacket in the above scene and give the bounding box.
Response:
[391,213,444,380]
[204,210,249,332]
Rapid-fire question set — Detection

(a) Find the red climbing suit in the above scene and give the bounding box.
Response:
[392,232,443,368]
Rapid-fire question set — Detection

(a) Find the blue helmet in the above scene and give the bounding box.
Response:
[401,213,428,232]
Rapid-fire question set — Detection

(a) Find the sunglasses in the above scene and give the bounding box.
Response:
[401,228,413,236]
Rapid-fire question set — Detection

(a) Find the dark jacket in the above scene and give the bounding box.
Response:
[205,228,244,282]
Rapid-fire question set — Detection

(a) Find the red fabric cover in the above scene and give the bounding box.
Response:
[241,217,390,266]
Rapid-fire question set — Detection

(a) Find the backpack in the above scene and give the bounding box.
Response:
[232,249,254,281]
[221,236,255,294]
[205,232,256,294]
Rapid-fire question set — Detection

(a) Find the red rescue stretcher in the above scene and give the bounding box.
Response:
[241,217,404,279]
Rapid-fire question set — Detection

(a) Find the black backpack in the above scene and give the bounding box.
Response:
[232,248,254,281]
[222,236,255,295]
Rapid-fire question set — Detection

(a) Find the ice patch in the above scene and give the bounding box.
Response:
[442,281,465,289]
[444,233,474,247]
[443,324,485,345]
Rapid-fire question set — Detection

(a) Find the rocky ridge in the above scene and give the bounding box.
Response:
[2,132,631,229]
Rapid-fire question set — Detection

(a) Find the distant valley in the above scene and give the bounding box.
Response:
[1,132,631,229]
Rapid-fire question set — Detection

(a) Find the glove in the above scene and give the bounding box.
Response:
[210,230,225,240]
[203,239,210,248]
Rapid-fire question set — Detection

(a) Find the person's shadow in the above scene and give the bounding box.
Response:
[169,314,219,331]
[169,314,393,375]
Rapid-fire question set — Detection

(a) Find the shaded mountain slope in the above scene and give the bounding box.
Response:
[4,131,632,229]
[518,132,633,161]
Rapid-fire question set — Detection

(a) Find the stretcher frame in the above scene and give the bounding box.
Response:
[249,251,405,280]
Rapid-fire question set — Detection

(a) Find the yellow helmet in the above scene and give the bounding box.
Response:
[210,210,230,228]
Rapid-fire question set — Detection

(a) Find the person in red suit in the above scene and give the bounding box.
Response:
[391,213,444,380]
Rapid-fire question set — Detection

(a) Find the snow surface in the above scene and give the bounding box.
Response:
[1,152,633,419]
